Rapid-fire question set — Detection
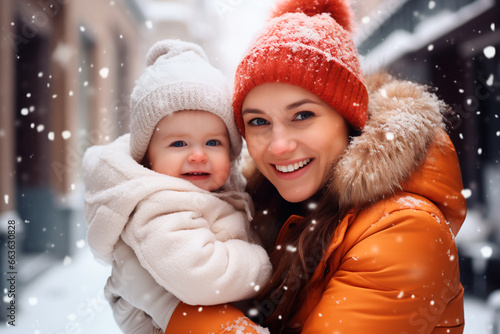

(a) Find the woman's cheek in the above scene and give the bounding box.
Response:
[246,140,264,167]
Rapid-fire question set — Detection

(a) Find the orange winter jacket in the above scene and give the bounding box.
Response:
[286,135,466,333]
[165,73,467,333]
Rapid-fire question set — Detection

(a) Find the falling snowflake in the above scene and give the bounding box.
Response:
[486,74,494,86]
[20,108,29,116]
[63,256,72,266]
[48,132,55,141]
[76,240,85,248]
[28,297,38,306]
[99,67,109,79]
[428,1,436,9]
[62,130,71,140]
[480,245,493,258]
[461,189,472,199]
[145,20,153,29]
[483,46,496,59]
[248,308,259,317]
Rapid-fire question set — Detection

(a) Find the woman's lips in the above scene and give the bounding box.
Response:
[272,158,313,180]
[274,158,312,173]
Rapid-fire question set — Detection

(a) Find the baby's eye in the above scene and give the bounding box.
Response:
[206,139,221,147]
[248,118,269,126]
[170,141,186,147]
[295,111,314,121]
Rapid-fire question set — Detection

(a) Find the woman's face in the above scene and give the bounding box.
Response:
[242,83,349,203]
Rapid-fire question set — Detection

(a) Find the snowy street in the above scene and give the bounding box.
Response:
[1,0,499,333]
[0,246,496,334]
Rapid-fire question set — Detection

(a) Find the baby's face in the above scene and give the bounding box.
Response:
[147,110,231,191]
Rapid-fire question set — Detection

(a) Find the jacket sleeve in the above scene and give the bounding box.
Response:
[121,191,272,306]
[165,302,269,334]
[104,294,160,334]
[301,209,463,333]
[105,239,180,332]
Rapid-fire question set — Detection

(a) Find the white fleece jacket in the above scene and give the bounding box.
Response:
[83,134,272,333]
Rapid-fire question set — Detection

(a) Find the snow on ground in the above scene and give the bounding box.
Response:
[2,248,120,333]
[0,246,496,334]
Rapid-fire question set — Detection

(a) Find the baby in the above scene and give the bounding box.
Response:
[83,39,271,333]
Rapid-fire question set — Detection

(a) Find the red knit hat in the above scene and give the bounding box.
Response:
[233,0,368,136]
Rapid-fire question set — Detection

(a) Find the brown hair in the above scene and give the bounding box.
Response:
[246,170,349,333]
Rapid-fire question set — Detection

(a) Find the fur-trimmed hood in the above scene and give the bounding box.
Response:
[332,72,466,232]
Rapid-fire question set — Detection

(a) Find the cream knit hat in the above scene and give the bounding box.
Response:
[129,39,242,162]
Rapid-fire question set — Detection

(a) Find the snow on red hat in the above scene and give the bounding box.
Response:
[233,0,368,136]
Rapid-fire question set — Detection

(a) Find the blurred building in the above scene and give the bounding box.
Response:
[0,0,225,321]
[354,0,500,300]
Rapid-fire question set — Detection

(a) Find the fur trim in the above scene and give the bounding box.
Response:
[332,72,447,209]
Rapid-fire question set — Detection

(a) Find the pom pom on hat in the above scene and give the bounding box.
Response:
[145,39,207,67]
[130,39,242,162]
[233,0,368,136]
[271,0,355,33]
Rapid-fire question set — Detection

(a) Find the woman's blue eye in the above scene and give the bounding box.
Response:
[171,141,186,147]
[206,139,220,146]
[248,118,268,126]
[295,111,314,120]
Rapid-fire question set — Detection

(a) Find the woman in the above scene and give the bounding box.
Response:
[228,0,466,331]
[115,0,467,332]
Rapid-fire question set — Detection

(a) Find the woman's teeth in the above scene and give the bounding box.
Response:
[275,158,311,173]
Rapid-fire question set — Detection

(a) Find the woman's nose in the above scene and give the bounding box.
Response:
[268,127,297,156]
[188,147,208,163]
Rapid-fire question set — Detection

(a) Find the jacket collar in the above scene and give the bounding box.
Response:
[332,72,465,231]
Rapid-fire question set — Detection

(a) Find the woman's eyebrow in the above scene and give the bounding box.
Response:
[242,108,265,116]
[286,99,320,110]
[242,99,320,116]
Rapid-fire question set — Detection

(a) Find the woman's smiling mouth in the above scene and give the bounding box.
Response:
[274,158,312,173]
